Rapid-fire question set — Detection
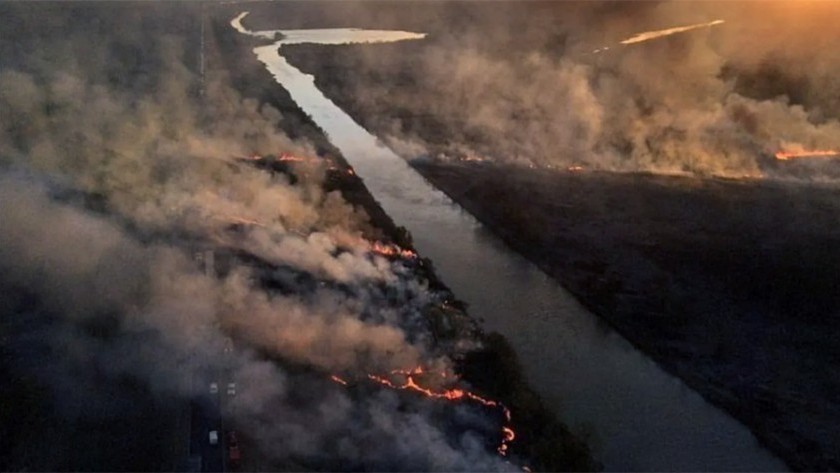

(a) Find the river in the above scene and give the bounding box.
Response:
[231,12,786,471]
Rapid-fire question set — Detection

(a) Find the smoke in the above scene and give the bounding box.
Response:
[275,0,840,179]
[0,3,510,470]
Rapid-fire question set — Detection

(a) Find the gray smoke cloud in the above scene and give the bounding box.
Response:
[274,1,840,179]
[0,3,510,470]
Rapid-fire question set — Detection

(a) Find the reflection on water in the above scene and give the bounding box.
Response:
[232,13,786,471]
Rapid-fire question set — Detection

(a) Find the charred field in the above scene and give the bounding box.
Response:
[413,160,840,471]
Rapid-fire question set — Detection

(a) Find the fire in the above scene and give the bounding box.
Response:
[498,427,516,455]
[331,375,349,386]
[240,152,354,175]
[331,367,517,458]
[568,165,585,172]
[619,19,725,45]
[367,374,489,404]
[370,241,418,260]
[774,149,840,160]
[277,152,306,163]
[276,153,357,175]
[238,152,307,162]
[227,215,265,227]
[390,366,426,376]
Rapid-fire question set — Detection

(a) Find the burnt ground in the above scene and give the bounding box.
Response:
[413,161,840,471]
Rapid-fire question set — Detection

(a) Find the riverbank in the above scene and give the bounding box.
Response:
[209,10,598,471]
[412,160,840,471]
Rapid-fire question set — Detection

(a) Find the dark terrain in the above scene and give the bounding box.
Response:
[415,161,840,471]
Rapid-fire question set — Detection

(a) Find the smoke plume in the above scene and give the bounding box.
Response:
[0,3,510,470]
[272,0,840,179]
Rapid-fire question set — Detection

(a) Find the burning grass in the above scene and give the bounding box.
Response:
[774,149,840,161]
[331,367,517,458]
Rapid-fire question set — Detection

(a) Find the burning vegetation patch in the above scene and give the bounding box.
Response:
[774,149,840,161]
[331,366,517,458]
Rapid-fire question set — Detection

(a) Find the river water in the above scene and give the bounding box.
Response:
[232,12,786,471]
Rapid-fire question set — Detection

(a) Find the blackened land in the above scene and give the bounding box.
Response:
[414,161,840,472]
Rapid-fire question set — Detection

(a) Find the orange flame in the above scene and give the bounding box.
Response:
[277,152,306,163]
[237,152,306,162]
[774,149,840,160]
[619,19,725,45]
[331,375,349,386]
[241,152,355,175]
[228,215,265,227]
[390,366,426,376]
[568,165,585,172]
[370,241,418,260]
[330,367,516,458]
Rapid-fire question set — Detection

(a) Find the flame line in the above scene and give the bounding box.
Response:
[238,152,356,175]
[775,150,840,160]
[370,241,418,260]
[619,19,725,45]
[359,371,515,456]
[329,369,517,457]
